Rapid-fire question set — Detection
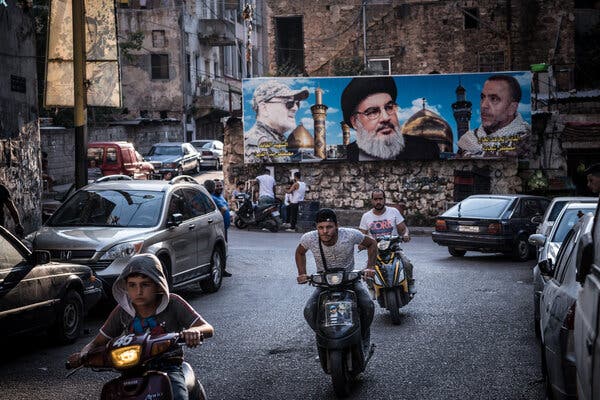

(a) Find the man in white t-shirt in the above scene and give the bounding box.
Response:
[359,189,415,294]
[285,171,307,232]
[254,168,276,206]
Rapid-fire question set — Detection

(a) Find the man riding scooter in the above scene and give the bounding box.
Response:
[359,189,416,294]
[295,208,377,351]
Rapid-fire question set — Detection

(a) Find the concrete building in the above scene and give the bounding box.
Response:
[0,2,43,234]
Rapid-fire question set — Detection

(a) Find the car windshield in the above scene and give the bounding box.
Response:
[547,201,568,222]
[443,197,511,218]
[201,142,213,149]
[148,146,182,156]
[550,207,596,243]
[48,189,164,227]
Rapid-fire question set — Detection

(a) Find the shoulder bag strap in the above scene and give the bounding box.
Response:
[318,237,329,271]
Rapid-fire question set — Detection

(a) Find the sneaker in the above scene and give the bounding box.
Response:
[285,228,295,232]
[261,228,269,232]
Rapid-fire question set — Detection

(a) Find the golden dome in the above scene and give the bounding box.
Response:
[287,124,314,150]
[401,109,453,152]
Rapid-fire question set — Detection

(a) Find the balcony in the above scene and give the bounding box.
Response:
[198,19,236,47]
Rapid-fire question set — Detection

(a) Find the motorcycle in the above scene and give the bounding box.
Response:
[233,193,281,232]
[308,268,375,397]
[66,331,209,400]
[372,235,414,325]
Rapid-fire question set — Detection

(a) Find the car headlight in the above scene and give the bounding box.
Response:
[164,162,177,168]
[100,241,144,261]
[111,345,141,368]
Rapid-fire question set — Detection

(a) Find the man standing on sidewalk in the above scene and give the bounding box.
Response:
[205,179,232,277]
[359,188,415,294]
[254,168,276,206]
[285,172,306,232]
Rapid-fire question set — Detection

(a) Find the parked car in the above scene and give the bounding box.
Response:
[28,176,227,298]
[432,194,549,261]
[144,142,201,177]
[535,196,597,236]
[539,213,594,400]
[191,139,223,170]
[530,202,597,338]
[574,203,600,400]
[87,141,154,180]
[0,225,102,343]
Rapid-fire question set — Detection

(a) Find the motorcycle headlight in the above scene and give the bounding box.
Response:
[111,345,141,368]
[100,241,144,261]
[325,272,344,285]
[377,240,390,250]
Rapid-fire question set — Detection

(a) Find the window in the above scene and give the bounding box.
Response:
[464,8,479,29]
[106,148,118,165]
[214,60,220,77]
[223,46,239,78]
[152,30,166,48]
[183,188,215,216]
[478,51,505,72]
[275,16,304,75]
[367,58,391,75]
[553,228,577,283]
[160,110,168,119]
[151,54,169,79]
[186,53,191,83]
[168,189,194,221]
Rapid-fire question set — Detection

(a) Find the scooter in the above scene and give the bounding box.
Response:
[372,235,414,325]
[66,331,209,400]
[308,268,375,398]
[233,192,281,232]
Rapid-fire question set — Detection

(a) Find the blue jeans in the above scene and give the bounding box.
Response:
[160,364,188,400]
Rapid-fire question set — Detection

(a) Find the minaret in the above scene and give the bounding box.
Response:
[341,122,351,146]
[451,79,472,139]
[311,87,328,159]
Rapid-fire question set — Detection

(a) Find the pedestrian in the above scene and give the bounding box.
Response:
[0,181,24,237]
[254,167,276,206]
[213,179,231,241]
[584,163,600,194]
[163,171,173,181]
[285,171,306,232]
[87,159,103,182]
[230,181,246,212]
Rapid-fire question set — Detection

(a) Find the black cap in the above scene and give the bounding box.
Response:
[341,76,397,128]
[584,163,600,175]
[315,208,337,224]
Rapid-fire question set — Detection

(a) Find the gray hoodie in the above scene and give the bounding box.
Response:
[100,253,200,338]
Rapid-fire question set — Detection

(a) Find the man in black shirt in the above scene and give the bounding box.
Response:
[0,182,24,237]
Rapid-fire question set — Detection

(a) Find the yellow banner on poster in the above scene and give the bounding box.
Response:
[45,0,121,108]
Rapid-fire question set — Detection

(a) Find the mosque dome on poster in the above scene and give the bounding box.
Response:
[401,109,453,152]
[287,124,314,150]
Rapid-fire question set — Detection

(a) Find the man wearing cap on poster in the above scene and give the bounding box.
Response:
[245,80,309,163]
[585,163,600,194]
[457,74,531,158]
[341,76,440,162]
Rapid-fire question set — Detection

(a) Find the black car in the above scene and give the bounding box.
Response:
[432,194,550,261]
[0,226,102,343]
[144,142,201,177]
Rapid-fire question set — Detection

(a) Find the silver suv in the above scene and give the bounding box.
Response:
[28,176,227,296]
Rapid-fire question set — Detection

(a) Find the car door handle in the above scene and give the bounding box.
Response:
[188,224,195,230]
[207,219,214,224]
[586,335,594,355]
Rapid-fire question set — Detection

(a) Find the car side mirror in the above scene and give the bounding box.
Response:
[528,233,546,248]
[531,215,543,224]
[539,258,554,276]
[167,213,184,228]
[32,250,51,265]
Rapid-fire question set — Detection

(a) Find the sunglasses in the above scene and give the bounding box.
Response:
[266,99,301,110]
[354,101,398,120]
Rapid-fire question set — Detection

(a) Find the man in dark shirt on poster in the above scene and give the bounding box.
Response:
[341,76,440,162]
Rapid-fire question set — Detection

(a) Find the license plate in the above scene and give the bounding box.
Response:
[271,211,280,217]
[458,225,479,233]
[324,301,353,327]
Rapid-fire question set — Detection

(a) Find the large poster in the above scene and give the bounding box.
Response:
[242,72,532,163]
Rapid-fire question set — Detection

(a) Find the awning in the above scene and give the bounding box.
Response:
[563,122,600,142]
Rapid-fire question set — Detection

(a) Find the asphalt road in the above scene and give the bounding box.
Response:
[0,229,545,400]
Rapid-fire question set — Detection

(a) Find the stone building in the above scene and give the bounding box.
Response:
[221,0,600,225]
[0,2,43,234]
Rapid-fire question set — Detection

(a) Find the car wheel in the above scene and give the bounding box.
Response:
[194,160,201,175]
[159,255,173,291]
[215,158,221,171]
[51,290,84,344]
[512,236,531,262]
[448,247,466,257]
[199,248,223,293]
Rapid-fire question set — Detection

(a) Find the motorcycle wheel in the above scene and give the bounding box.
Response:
[265,217,280,233]
[234,217,247,229]
[330,350,351,398]
[386,290,402,325]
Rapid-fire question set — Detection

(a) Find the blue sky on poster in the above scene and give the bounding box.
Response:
[242,71,531,153]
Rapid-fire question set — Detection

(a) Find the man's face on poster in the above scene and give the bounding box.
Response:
[258,96,300,134]
[351,93,405,159]
[479,80,519,134]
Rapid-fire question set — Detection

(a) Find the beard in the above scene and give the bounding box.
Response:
[355,119,405,159]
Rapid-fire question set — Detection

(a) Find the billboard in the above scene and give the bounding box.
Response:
[242,71,532,163]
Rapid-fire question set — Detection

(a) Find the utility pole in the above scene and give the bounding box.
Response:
[362,0,367,69]
[242,2,254,78]
[73,0,88,188]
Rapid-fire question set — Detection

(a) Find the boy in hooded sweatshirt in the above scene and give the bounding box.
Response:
[68,253,214,400]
